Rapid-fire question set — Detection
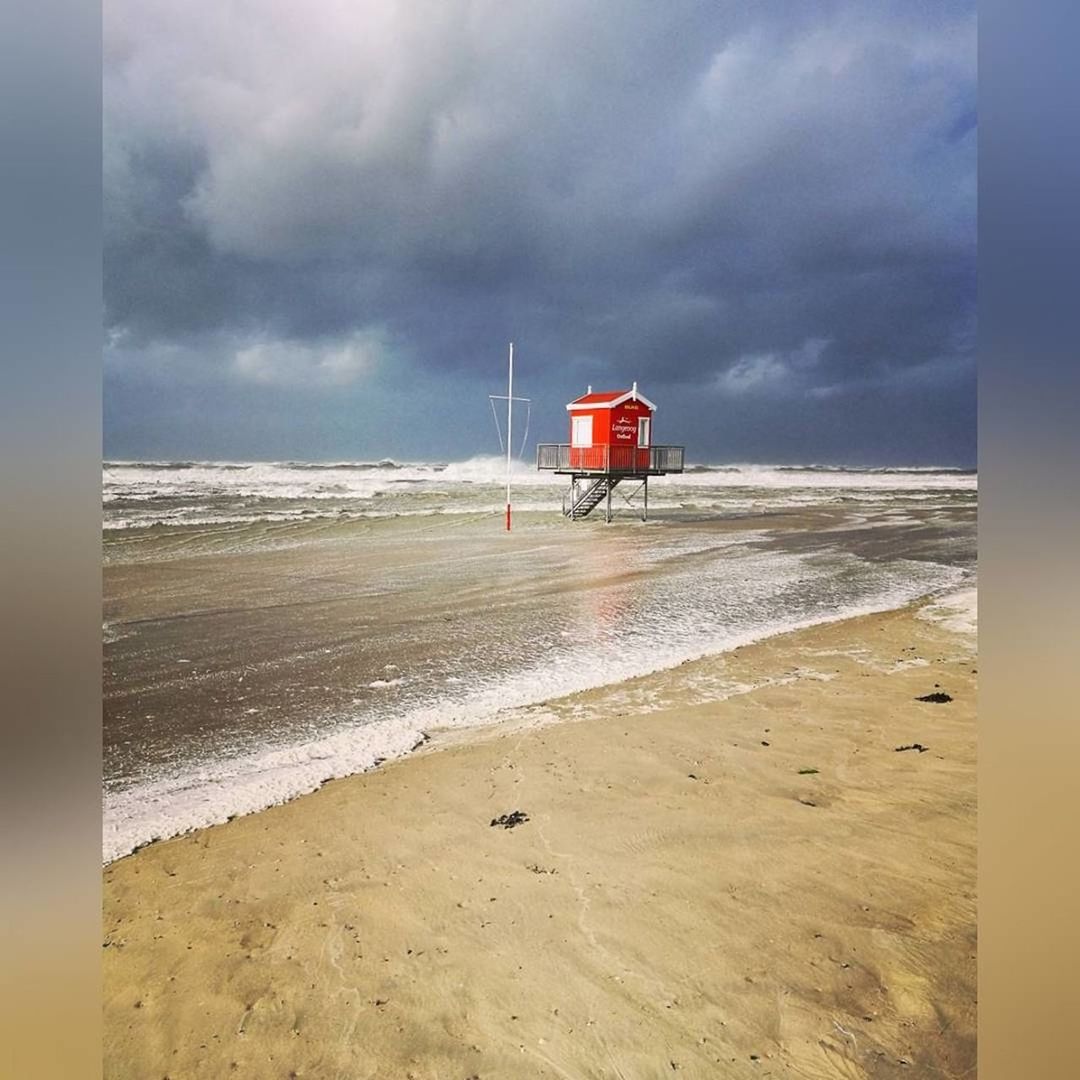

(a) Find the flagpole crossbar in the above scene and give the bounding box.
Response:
[488,375,531,476]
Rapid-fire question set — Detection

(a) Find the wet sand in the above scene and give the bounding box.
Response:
[103,596,975,1079]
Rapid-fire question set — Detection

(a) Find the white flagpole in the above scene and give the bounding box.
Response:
[505,341,514,531]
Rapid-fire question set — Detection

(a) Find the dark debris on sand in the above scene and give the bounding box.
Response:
[490,810,529,830]
[895,743,929,753]
[916,691,953,703]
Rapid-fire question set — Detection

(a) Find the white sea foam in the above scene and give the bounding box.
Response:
[662,464,977,491]
[917,587,978,636]
[102,456,561,502]
[102,457,976,529]
[102,559,967,864]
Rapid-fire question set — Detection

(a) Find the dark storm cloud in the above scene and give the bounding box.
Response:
[104,0,976,462]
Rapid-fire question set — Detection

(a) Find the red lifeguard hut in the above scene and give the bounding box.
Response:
[536,382,685,521]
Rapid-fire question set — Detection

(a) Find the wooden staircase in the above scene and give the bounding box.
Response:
[565,476,622,519]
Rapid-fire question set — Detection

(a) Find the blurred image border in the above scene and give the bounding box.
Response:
[4,2,1080,1076]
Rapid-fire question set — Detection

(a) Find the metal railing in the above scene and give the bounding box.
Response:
[537,443,684,474]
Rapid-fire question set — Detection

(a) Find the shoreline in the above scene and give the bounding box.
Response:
[103,580,972,865]
[104,592,976,1078]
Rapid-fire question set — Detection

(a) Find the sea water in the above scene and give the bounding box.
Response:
[103,457,976,862]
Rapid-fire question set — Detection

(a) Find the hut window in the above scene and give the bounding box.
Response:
[571,415,593,447]
[638,417,651,447]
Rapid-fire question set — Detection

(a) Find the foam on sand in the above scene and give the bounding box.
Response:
[917,587,977,636]
[103,565,968,864]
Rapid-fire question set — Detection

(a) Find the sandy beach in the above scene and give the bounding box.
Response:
[103,593,976,1079]
[99,5,981,1072]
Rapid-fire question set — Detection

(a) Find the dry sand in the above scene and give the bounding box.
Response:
[103,598,976,1079]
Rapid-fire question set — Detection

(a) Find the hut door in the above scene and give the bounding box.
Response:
[638,417,651,447]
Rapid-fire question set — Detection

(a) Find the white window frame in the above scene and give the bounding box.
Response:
[571,415,593,447]
[638,417,651,447]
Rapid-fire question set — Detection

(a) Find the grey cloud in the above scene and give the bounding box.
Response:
[104,0,976,463]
